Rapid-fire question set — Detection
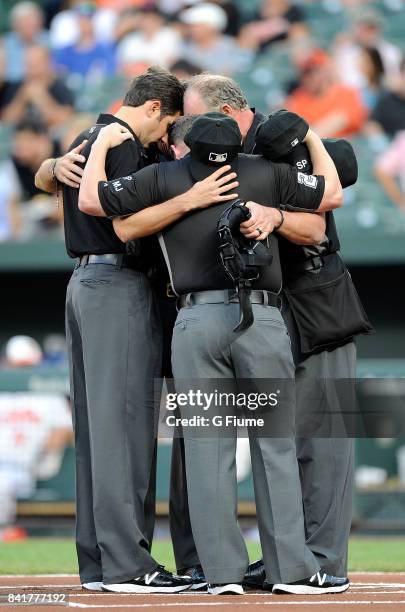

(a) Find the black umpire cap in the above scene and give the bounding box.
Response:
[184,112,242,181]
[255,109,309,160]
[255,110,358,188]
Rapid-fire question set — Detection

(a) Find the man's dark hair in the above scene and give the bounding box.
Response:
[123,66,184,117]
[168,115,197,147]
[169,59,202,79]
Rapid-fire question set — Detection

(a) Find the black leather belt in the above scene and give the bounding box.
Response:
[178,289,280,309]
[78,254,141,270]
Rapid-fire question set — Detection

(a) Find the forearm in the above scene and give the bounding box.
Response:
[305,130,343,209]
[42,103,73,128]
[9,197,21,237]
[35,158,58,193]
[79,142,108,217]
[1,94,26,123]
[277,210,326,245]
[112,193,195,242]
[35,90,72,127]
[374,167,405,208]
[240,202,325,244]
[313,112,347,138]
[43,428,73,453]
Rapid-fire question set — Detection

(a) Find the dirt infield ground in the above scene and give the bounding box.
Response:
[1,573,405,611]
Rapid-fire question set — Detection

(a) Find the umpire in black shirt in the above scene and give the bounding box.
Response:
[183,74,362,585]
[55,68,197,594]
[78,113,349,595]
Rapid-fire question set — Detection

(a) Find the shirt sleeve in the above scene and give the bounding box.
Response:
[98,163,162,217]
[272,162,325,212]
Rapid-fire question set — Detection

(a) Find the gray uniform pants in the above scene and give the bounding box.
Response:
[170,316,355,579]
[66,263,162,585]
[295,342,356,577]
[171,301,319,585]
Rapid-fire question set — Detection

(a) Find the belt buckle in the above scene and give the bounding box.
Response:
[166,283,176,298]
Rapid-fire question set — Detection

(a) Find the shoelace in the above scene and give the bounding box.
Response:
[309,572,327,586]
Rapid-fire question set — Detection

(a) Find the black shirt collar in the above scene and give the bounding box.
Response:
[96,113,146,156]
[242,108,266,155]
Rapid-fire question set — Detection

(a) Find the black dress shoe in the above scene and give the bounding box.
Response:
[272,571,350,595]
[242,559,272,590]
[179,565,207,591]
[102,566,192,594]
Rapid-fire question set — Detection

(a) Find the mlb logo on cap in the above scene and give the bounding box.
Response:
[209,152,228,163]
[184,112,242,181]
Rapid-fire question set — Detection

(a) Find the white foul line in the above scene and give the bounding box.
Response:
[68,601,405,608]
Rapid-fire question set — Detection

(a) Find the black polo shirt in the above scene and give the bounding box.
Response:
[243,109,341,266]
[242,108,265,156]
[98,154,324,295]
[63,113,148,258]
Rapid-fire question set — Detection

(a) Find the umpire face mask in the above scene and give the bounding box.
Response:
[217,200,273,332]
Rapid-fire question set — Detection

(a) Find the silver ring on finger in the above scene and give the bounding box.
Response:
[256,227,262,236]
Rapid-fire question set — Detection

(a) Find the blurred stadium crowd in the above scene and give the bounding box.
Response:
[0,0,405,240]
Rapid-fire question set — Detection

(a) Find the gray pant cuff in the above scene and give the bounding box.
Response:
[103,562,159,585]
[204,566,246,584]
[321,563,347,577]
[270,561,321,585]
[80,575,103,584]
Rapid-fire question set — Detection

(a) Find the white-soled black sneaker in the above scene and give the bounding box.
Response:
[102,566,192,594]
[179,565,207,591]
[273,571,350,595]
[82,582,104,591]
[208,583,244,595]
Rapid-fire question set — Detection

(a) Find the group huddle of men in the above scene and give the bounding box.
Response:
[35,66,368,596]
